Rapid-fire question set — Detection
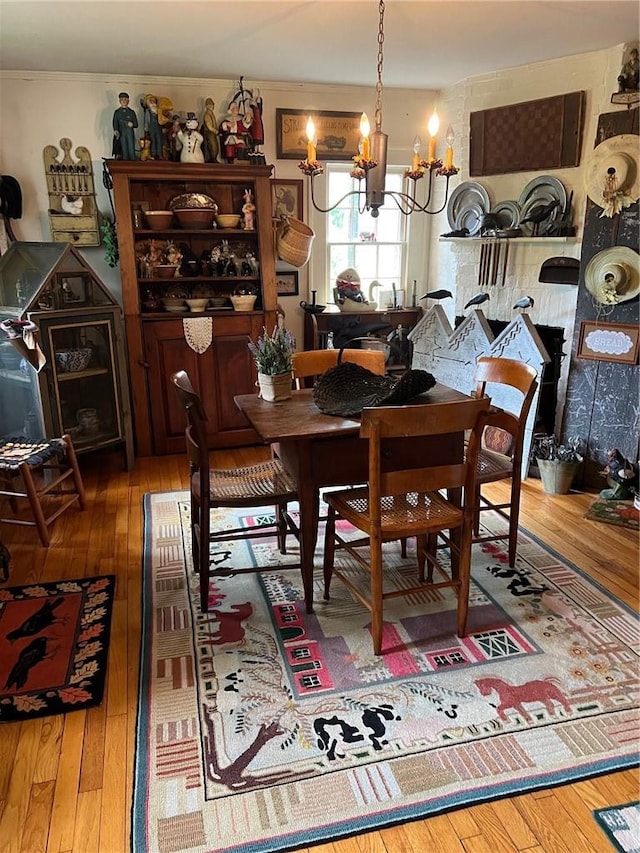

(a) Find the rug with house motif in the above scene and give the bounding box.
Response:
[134,492,639,853]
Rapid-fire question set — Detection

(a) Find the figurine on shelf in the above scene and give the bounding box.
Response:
[242,188,256,230]
[201,98,220,163]
[618,47,639,92]
[167,115,183,162]
[139,136,152,161]
[164,241,183,267]
[220,102,252,163]
[176,113,205,163]
[112,92,138,161]
[140,94,164,159]
[248,89,265,162]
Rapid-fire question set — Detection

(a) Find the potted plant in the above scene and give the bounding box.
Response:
[248,321,295,402]
[532,434,584,494]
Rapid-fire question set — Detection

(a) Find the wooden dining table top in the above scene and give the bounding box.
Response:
[234,382,473,443]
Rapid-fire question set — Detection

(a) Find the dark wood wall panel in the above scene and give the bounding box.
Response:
[469,92,585,176]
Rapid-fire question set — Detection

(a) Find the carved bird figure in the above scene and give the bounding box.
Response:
[464,292,490,310]
[419,289,452,301]
[520,200,560,236]
[6,596,65,643]
[60,195,83,215]
[513,296,535,311]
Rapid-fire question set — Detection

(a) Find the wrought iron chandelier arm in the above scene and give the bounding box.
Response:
[309,175,366,214]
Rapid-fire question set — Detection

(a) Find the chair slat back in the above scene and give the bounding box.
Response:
[292,348,386,388]
[171,370,209,476]
[361,397,491,506]
[473,357,538,460]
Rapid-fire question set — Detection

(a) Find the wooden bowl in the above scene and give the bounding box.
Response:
[174,208,215,230]
[153,264,179,279]
[215,214,242,229]
[145,210,174,230]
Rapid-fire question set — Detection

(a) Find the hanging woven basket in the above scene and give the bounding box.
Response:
[275,215,315,268]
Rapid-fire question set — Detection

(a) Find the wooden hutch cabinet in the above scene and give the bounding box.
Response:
[107,160,279,455]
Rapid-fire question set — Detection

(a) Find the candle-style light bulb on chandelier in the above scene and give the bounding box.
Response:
[298,0,459,217]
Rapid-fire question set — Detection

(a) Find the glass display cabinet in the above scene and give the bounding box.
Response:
[0,242,134,469]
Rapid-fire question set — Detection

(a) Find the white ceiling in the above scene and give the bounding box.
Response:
[1,0,638,90]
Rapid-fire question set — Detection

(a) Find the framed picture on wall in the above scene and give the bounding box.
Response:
[271,179,304,221]
[275,109,361,161]
[276,271,299,297]
[577,320,640,364]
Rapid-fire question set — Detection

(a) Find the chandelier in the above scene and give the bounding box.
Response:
[298,0,459,218]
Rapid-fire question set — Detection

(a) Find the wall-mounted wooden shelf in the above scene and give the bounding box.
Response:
[439,236,578,244]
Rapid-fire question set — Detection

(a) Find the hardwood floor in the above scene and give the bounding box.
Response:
[0,447,637,853]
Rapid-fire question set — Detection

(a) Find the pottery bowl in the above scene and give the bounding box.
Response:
[210,296,229,308]
[174,208,215,230]
[55,347,92,373]
[161,298,187,313]
[145,210,174,230]
[215,214,242,229]
[153,264,179,279]
[185,298,209,312]
[230,294,257,311]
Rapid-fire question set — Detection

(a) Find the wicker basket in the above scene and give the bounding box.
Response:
[276,216,315,268]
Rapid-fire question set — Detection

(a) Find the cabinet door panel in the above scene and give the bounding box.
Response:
[143,319,258,454]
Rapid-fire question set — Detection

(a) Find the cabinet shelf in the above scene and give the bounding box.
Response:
[141,276,259,285]
[134,228,256,237]
[56,366,110,382]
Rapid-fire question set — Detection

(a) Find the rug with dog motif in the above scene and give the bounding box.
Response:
[134,492,639,853]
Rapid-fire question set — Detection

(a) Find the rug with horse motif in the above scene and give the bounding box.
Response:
[134,492,639,853]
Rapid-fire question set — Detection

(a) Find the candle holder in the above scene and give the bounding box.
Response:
[298,160,323,176]
[351,155,378,171]
[436,164,460,177]
[418,158,443,171]
[404,168,425,181]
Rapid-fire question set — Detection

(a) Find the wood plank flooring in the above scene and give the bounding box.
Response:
[0,447,637,853]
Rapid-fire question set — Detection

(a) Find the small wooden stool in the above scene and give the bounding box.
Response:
[0,435,86,546]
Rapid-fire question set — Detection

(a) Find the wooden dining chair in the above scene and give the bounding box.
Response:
[171,370,299,612]
[292,348,386,389]
[472,356,538,567]
[322,396,491,655]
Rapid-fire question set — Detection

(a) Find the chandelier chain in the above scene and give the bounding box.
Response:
[375,0,385,131]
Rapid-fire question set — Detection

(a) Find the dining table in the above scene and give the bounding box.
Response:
[234,383,476,614]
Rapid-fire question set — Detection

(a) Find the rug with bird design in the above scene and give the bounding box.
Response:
[0,575,115,721]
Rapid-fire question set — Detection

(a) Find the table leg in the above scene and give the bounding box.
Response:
[280,439,319,614]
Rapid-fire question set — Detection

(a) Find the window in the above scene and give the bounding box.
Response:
[324,164,409,304]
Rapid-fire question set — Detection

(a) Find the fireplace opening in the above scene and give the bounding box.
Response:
[455,317,566,434]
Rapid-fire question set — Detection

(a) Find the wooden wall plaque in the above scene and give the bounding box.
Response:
[469,91,585,176]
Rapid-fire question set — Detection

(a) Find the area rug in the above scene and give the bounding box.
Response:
[585,498,640,530]
[0,575,115,721]
[593,802,640,853]
[134,492,639,853]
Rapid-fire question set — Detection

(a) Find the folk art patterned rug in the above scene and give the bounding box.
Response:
[593,802,640,853]
[134,492,639,853]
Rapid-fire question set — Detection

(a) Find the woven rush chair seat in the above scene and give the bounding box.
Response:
[171,370,300,612]
[472,357,538,568]
[194,460,297,504]
[0,434,86,547]
[322,396,491,655]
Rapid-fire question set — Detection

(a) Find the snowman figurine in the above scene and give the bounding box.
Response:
[177,112,205,163]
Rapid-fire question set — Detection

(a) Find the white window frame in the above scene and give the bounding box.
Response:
[308,163,418,307]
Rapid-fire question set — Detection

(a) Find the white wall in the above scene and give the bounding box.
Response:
[426,44,627,431]
[0,71,440,345]
[0,43,628,357]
